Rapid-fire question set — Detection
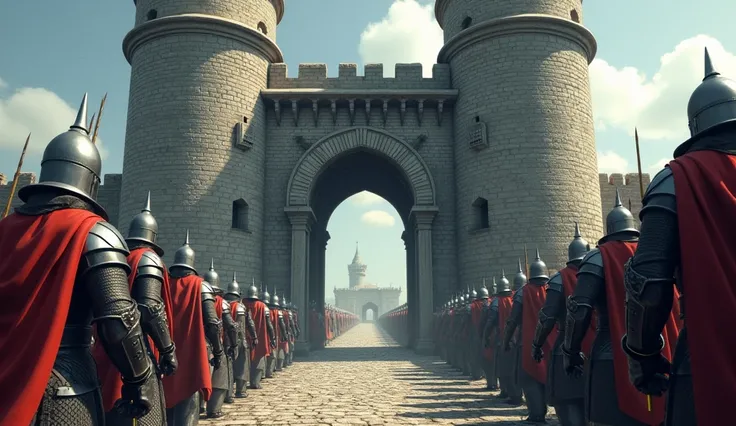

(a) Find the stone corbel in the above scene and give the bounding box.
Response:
[274,101,282,126]
[365,99,372,125]
[330,100,337,125]
[290,100,299,126]
[410,205,439,230]
[348,99,355,126]
[399,99,407,126]
[284,206,316,231]
[311,99,319,127]
[437,100,445,126]
[382,99,389,127]
[417,99,424,126]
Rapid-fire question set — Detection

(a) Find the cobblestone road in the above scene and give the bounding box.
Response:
[200,323,558,425]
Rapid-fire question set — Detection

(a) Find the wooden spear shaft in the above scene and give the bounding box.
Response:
[524,244,530,279]
[2,133,31,218]
[91,93,107,144]
[635,128,645,200]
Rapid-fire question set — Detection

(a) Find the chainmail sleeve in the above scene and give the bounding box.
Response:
[131,252,175,356]
[201,299,224,356]
[533,288,561,349]
[222,308,238,351]
[278,313,288,342]
[245,309,258,342]
[265,312,276,346]
[502,301,523,348]
[482,302,499,343]
[564,250,604,355]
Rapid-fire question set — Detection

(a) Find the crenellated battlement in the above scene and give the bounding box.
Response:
[268,63,452,90]
[598,173,651,187]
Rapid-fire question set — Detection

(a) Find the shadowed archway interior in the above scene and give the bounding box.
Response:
[362,302,379,322]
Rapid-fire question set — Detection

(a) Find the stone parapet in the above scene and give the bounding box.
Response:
[268,63,452,90]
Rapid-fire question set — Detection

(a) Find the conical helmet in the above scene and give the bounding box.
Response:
[604,189,639,240]
[282,294,289,309]
[226,271,240,298]
[568,222,590,263]
[477,278,490,299]
[529,248,549,281]
[465,286,471,301]
[272,290,281,307]
[19,94,107,218]
[245,277,259,299]
[677,47,736,157]
[261,284,271,304]
[491,276,499,294]
[459,294,465,304]
[471,286,478,299]
[513,259,527,290]
[203,259,221,293]
[126,191,164,255]
[499,269,512,292]
[170,230,196,274]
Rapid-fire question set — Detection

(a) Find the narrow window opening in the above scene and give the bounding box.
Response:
[232,199,250,231]
[570,9,580,23]
[475,115,480,123]
[461,17,472,30]
[146,9,158,21]
[257,22,268,34]
[472,197,490,230]
[243,116,248,123]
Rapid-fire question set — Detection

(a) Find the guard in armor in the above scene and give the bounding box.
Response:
[468,285,489,382]
[484,272,522,404]
[202,260,239,417]
[272,293,289,371]
[224,272,258,398]
[503,249,551,423]
[531,223,592,426]
[261,286,279,378]
[96,192,179,426]
[479,279,498,391]
[309,300,326,349]
[242,280,272,389]
[623,48,736,426]
[163,231,216,425]
[282,296,298,366]
[562,191,680,425]
[0,94,154,425]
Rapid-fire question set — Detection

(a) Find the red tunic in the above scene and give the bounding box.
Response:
[282,314,291,353]
[496,296,514,338]
[162,275,212,408]
[559,266,596,356]
[669,150,736,426]
[600,240,680,425]
[470,300,493,361]
[243,299,271,360]
[521,285,556,384]
[94,247,176,411]
[0,209,101,426]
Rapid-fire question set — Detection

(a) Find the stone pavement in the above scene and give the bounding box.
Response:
[200,323,558,425]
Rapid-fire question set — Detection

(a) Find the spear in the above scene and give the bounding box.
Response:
[628,198,632,211]
[87,113,96,134]
[635,128,645,200]
[2,133,31,218]
[91,93,107,144]
[523,244,530,279]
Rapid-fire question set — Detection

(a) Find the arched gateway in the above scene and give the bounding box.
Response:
[362,302,379,322]
[284,127,438,355]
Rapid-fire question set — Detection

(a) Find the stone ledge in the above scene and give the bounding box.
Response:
[438,14,597,64]
[261,89,458,103]
[122,13,284,64]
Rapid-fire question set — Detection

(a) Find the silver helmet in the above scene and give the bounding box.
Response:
[245,277,259,299]
[499,269,512,293]
[471,286,478,299]
[18,94,106,218]
[226,271,240,298]
[458,294,465,305]
[203,259,221,293]
[513,259,527,290]
[170,229,197,274]
[676,48,736,157]
[261,284,271,304]
[465,286,471,301]
[491,277,499,295]
[272,291,281,307]
[126,191,163,256]
[568,222,590,263]
[529,248,549,281]
[603,189,639,242]
[282,294,289,309]
[477,279,490,299]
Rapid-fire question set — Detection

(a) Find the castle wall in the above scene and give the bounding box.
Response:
[334,288,401,317]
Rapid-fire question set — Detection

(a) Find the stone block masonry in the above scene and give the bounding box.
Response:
[268,63,452,90]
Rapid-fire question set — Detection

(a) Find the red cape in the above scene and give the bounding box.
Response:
[0,209,101,426]
[275,308,288,352]
[162,275,212,408]
[522,285,555,384]
[243,299,271,360]
[560,266,596,356]
[600,240,680,425]
[471,300,493,360]
[670,150,736,426]
[94,247,175,411]
[496,296,513,338]
[282,314,291,353]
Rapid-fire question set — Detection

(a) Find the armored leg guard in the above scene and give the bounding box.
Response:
[553,401,586,426]
[275,349,284,371]
[205,389,226,418]
[248,356,266,389]
[198,391,205,414]
[265,355,275,378]
[166,392,199,426]
[224,357,234,404]
[520,370,547,422]
[235,379,248,398]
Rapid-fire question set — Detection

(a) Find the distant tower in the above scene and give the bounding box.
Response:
[348,242,367,289]
[119,0,284,274]
[435,0,603,280]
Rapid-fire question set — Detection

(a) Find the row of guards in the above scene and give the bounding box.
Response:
[308,303,360,349]
[377,304,409,346]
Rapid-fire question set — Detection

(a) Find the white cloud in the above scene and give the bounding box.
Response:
[361,210,396,227]
[0,83,108,160]
[350,191,386,206]
[647,158,670,175]
[590,35,736,141]
[597,150,629,174]
[0,77,7,89]
[358,0,443,77]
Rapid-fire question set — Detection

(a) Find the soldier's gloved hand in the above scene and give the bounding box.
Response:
[531,344,544,363]
[159,346,178,376]
[561,346,585,378]
[253,338,259,347]
[211,350,223,370]
[270,339,277,349]
[114,373,154,419]
[622,337,671,396]
[227,345,236,359]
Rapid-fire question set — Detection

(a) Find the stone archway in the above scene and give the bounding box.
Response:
[284,127,439,355]
[362,302,379,322]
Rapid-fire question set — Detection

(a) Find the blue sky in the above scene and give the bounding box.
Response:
[1,0,734,304]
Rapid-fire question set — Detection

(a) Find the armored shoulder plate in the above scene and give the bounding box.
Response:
[135,250,165,281]
[547,272,563,293]
[490,298,499,309]
[264,306,271,317]
[236,303,246,316]
[81,221,130,277]
[644,167,675,200]
[201,280,216,302]
[578,248,604,279]
[513,286,524,303]
[278,310,284,318]
[465,304,472,314]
